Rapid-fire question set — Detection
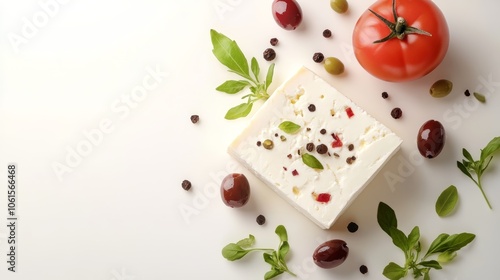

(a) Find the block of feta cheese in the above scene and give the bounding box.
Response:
[228,66,402,229]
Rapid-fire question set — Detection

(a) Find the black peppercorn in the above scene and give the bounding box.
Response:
[391,107,403,119]
[181,180,192,191]
[256,214,266,225]
[313,52,324,63]
[263,48,276,61]
[316,144,328,154]
[322,29,332,38]
[270,38,278,46]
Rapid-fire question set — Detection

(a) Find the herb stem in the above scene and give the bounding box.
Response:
[476,176,492,209]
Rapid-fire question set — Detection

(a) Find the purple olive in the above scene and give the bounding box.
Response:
[221,173,250,208]
[313,239,349,269]
[417,120,445,159]
[272,0,303,30]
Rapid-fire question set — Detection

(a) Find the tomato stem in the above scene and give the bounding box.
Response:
[369,0,432,43]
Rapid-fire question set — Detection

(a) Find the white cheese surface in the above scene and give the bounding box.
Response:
[228,66,402,229]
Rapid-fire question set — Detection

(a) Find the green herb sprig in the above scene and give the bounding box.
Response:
[378,202,475,280]
[457,136,500,209]
[210,29,275,120]
[222,225,296,280]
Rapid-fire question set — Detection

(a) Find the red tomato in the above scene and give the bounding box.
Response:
[352,0,449,82]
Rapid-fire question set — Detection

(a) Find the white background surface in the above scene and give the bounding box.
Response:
[1,0,500,279]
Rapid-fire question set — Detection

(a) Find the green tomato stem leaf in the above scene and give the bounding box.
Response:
[278,121,301,134]
[382,262,406,280]
[263,252,278,267]
[301,153,324,170]
[462,148,474,162]
[216,80,250,94]
[377,202,398,237]
[456,161,473,180]
[425,233,450,257]
[210,29,250,79]
[435,185,459,217]
[225,102,253,120]
[278,241,290,260]
[389,227,409,252]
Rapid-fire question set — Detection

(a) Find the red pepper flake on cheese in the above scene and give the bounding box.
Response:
[316,193,331,203]
[346,107,354,118]
[292,169,299,176]
[331,133,343,148]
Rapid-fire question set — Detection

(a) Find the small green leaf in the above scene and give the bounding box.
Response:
[278,121,301,134]
[419,260,442,269]
[462,148,474,162]
[407,226,420,251]
[225,103,253,120]
[210,29,249,78]
[389,227,409,252]
[301,153,324,170]
[377,202,398,237]
[251,57,260,82]
[437,251,457,263]
[435,185,459,217]
[473,91,486,103]
[236,234,255,248]
[216,80,250,94]
[278,241,290,260]
[221,243,249,261]
[263,252,278,267]
[426,233,450,257]
[480,136,500,161]
[275,225,288,243]
[456,161,473,180]
[265,63,275,90]
[383,262,406,280]
[264,268,284,280]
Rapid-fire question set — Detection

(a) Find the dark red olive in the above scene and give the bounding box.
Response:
[221,173,250,208]
[417,120,445,159]
[313,239,349,269]
[272,0,303,30]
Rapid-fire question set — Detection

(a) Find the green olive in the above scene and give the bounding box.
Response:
[430,79,453,98]
[263,139,274,150]
[324,57,345,75]
[330,0,348,14]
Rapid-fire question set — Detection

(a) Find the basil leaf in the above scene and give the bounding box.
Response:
[425,233,449,257]
[251,57,260,82]
[389,227,409,252]
[426,233,475,257]
[265,63,275,90]
[301,153,324,170]
[457,161,473,180]
[437,251,457,263]
[278,241,290,260]
[210,29,250,79]
[440,233,476,252]
[382,262,406,280]
[225,103,253,120]
[480,136,500,161]
[278,121,301,134]
[407,226,420,251]
[263,252,278,267]
[236,234,255,248]
[419,260,442,269]
[221,243,249,261]
[264,268,283,280]
[377,202,398,237]
[435,185,459,217]
[462,148,474,162]
[275,225,288,242]
[216,80,250,94]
